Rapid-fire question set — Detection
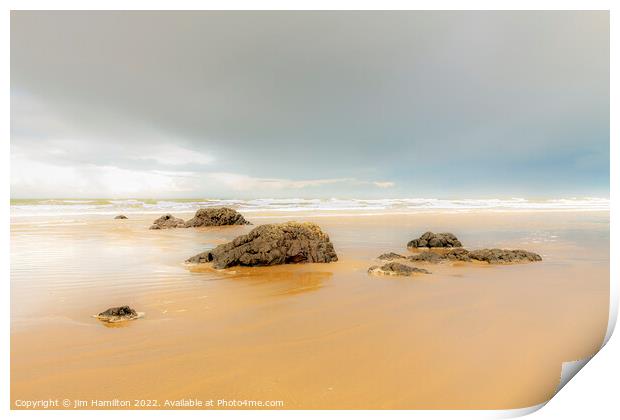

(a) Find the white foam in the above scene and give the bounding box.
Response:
[10,197,610,218]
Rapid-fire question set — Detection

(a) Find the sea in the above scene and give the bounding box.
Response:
[9,197,610,218]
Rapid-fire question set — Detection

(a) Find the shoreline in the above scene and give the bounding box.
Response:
[9,197,610,220]
[9,207,612,221]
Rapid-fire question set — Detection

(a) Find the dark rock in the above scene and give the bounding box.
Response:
[409,247,540,264]
[468,248,542,264]
[149,214,187,230]
[377,252,407,261]
[368,262,430,276]
[408,248,471,263]
[407,231,463,248]
[408,251,446,263]
[443,248,472,261]
[186,221,338,269]
[184,207,251,227]
[186,251,211,264]
[95,306,141,323]
[150,208,250,230]
[378,245,540,267]
[114,215,128,219]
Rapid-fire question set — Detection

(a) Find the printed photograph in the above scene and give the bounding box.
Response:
[10,10,610,410]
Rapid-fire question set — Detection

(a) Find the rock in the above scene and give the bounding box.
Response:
[408,251,446,263]
[443,248,472,261]
[150,208,250,230]
[184,207,251,227]
[409,247,540,264]
[186,221,338,269]
[377,245,540,267]
[94,306,142,323]
[407,231,463,248]
[149,214,186,230]
[114,215,128,219]
[377,252,407,261]
[368,262,430,276]
[468,248,542,264]
[408,248,470,263]
[186,251,211,264]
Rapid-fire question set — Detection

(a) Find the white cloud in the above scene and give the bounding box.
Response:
[373,181,395,188]
[205,173,356,191]
[11,155,196,198]
[137,145,214,166]
[203,173,396,192]
[11,140,395,197]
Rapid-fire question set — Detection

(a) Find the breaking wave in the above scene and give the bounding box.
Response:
[10,197,610,218]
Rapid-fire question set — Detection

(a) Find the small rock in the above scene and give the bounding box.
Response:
[187,221,338,269]
[186,251,211,264]
[468,249,542,264]
[149,214,186,230]
[408,251,446,263]
[377,252,407,261]
[407,231,463,248]
[94,306,142,323]
[443,248,472,261]
[368,262,430,276]
[114,215,128,219]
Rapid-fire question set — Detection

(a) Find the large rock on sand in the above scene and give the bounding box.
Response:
[186,221,338,269]
[184,207,250,227]
[407,231,463,248]
[368,262,430,276]
[114,214,128,219]
[149,214,187,230]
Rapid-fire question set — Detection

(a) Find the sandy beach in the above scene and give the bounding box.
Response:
[9,8,611,413]
[10,209,609,409]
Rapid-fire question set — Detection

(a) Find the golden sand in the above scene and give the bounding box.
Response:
[10,211,609,409]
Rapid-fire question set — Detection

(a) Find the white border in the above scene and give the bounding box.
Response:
[2,1,616,419]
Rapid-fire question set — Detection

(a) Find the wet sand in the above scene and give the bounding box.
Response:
[10,210,609,409]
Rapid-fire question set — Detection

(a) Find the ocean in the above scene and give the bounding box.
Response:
[9,197,611,218]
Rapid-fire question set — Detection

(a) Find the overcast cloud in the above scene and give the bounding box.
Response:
[10,11,609,198]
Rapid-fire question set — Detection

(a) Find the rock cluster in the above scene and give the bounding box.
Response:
[95,306,141,323]
[376,248,541,265]
[372,229,542,276]
[114,215,128,219]
[407,232,462,248]
[149,208,250,230]
[186,221,338,269]
[368,262,430,276]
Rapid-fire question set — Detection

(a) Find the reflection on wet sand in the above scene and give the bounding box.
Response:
[188,262,334,296]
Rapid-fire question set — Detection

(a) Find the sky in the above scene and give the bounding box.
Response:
[10,11,609,199]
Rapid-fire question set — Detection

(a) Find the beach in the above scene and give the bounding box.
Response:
[10,8,610,412]
[10,205,610,409]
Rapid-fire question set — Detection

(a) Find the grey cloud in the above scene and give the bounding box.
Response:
[10,11,609,197]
